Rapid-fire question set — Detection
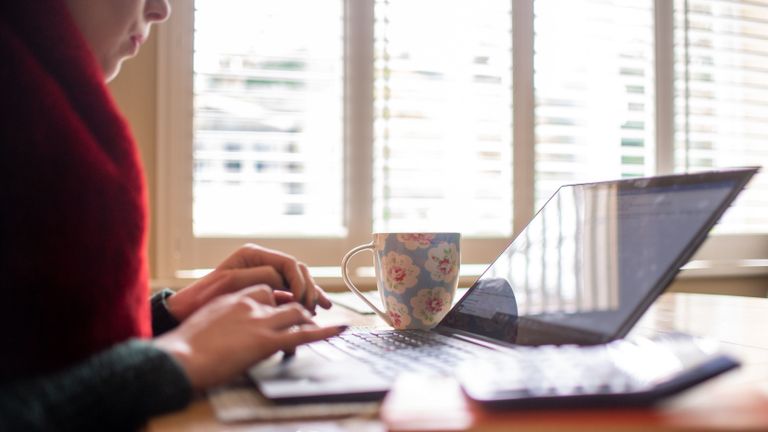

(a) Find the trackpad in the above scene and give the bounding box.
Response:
[248,346,391,403]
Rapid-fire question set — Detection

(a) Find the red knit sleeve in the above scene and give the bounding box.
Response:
[0,1,151,380]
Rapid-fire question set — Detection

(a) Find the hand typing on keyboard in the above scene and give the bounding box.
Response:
[155,285,348,390]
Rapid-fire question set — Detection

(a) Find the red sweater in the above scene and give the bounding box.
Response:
[0,1,151,380]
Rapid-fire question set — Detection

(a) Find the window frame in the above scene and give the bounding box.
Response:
[156,0,767,283]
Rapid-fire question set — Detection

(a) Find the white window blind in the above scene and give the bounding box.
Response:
[157,0,768,279]
[533,0,655,207]
[372,0,513,235]
[192,0,344,237]
[675,0,768,232]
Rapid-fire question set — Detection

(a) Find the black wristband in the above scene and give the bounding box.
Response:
[150,289,180,336]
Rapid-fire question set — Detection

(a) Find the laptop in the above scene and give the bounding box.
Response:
[249,167,758,406]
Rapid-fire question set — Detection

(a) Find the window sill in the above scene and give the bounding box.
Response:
[678,259,768,279]
[151,260,768,293]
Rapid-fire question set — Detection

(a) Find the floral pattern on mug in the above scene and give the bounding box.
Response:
[396,233,436,250]
[425,242,459,282]
[410,287,453,326]
[381,251,420,293]
[386,295,411,328]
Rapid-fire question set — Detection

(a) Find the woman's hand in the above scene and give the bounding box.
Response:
[166,244,332,321]
[154,285,346,390]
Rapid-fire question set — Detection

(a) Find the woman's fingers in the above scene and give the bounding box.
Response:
[273,290,295,305]
[314,285,333,310]
[221,244,311,307]
[212,244,332,313]
[280,261,308,307]
[298,263,315,311]
[274,325,348,352]
[259,303,315,330]
[216,266,286,294]
[239,284,276,306]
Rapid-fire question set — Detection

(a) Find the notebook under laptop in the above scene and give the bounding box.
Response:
[248,167,758,405]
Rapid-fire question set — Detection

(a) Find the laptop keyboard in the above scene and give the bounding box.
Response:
[318,330,732,403]
[456,333,735,404]
[322,330,486,378]
[466,344,641,396]
[324,330,631,389]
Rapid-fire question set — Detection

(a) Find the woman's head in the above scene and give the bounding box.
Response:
[64,0,171,82]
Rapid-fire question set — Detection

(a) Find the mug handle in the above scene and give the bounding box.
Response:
[341,243,392,325]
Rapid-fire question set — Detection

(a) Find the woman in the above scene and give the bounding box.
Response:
[0,1,345,430]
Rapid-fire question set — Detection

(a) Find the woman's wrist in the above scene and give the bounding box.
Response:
[153,334,201,391]
[151,289,182,335]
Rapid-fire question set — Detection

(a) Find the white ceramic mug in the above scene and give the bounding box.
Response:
[341,233,460,329]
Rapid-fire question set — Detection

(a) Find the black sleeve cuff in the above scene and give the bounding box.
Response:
[151,288,181,336]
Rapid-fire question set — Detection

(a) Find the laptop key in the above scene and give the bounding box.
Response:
[321,330,482,378]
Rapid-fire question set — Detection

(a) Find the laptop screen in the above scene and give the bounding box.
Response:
[438,168,757,346]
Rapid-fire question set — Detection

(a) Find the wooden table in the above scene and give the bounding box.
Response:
[147,292,768,431]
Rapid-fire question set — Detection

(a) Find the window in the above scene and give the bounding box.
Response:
[372,1,513,235]
[534,0,655,206]
[157,0,768,281]
[675,0,768,232]
[193,0,344,237]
